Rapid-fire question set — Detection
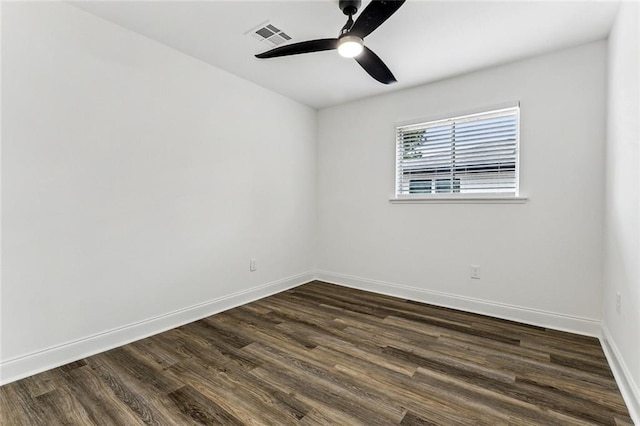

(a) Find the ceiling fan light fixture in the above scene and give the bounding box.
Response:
[337,35,364,58]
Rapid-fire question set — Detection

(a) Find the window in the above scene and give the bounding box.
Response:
[395,106,520,198]
[409,178,460,194]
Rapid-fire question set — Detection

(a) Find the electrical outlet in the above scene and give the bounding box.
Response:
[616,292,621,313]
[470,265,480,279]
[250,258,256,272]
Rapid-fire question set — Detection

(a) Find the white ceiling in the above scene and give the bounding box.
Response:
[71,1,619,109]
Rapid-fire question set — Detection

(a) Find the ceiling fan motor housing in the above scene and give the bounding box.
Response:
[339,0,361,16]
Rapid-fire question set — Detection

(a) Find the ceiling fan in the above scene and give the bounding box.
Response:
[255,0,406,84]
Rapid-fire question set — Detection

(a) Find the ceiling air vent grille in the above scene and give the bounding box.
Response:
[247,22,292,48]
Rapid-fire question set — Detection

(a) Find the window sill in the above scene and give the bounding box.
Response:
[389,195,528,204]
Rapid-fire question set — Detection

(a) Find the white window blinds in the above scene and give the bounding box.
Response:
[395,106,520,197]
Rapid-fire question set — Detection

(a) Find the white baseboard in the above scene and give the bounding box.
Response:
[0,272,314,386]
[600,325,640,425]
[314,270,601,337]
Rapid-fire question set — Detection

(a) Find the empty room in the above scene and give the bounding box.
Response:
[1,0,639,424]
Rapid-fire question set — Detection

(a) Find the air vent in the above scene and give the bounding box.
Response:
[247,21,292,48]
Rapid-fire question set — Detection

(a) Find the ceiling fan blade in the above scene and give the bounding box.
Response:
[354,46,396,84]
[350,0,405,39]
[255,39,338,59]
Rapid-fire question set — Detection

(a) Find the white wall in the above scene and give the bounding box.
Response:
[317,42,607,334]
[603,1,640,420]
[0,2,316,383]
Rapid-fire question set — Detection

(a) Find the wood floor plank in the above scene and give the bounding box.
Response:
[413,365,601,425]
[0,381,50,425]
[277,320,419,376]
[167,358,301,425]
[166,384,244,425]
[176,322,261,370]
[415,362,624,425]
[60,365,147,426]
[88,352,192,425]
[128,336,184,370]
[332,361,500,425]
[249,365,371,426]
[16,370,59,399]
[252,296,348,334]
[0,281,632,425]
[242,341,406,423]
[35,388,95,426]
[97,346,184,395]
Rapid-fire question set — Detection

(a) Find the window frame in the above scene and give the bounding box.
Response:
[391,102,527,204]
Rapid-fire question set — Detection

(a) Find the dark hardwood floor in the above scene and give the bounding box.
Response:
[0,281,633,425]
